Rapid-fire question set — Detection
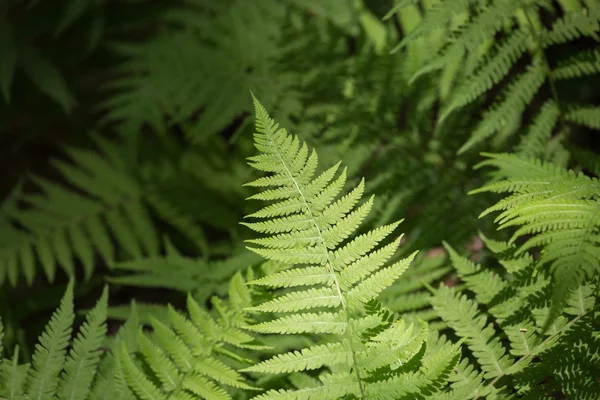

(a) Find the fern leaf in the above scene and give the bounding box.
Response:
[458,61,546,154]
[411,0,520,83]
[0,346,30,400]
[118,343,165,400]
[0,138,160,285]
[553,48,600,79]
[116,275,258,399]
[540,7,600,47]
[440,29,530,121]
[431,285,513,379]
[57,286,108,400]
[243,342,352,374]
[25,280,75,400]
[241,95,458,399]
[473,153,600,330]
[565,105,600,129]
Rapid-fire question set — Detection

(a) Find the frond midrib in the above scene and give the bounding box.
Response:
[261,116,367,398]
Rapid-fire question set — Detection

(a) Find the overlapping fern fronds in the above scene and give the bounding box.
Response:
[430,239,598,398]
[0,137,160,286]
[240,95,460,399]
[116,270,265,400]
[388,0,600,154]
[0,280,108,399]
[101,0,297,142]
[109,239,261,304]
[471,152,599,328]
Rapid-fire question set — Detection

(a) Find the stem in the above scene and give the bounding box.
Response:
[269,137,367,398]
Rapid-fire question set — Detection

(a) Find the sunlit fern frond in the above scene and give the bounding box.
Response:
[239,95,460,399]
[471,152,599,329]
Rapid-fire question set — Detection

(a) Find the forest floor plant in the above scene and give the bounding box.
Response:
[1,0,599,399]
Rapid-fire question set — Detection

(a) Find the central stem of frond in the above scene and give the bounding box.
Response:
[269,137,367,399]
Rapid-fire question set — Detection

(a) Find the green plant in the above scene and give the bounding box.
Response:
[237,96,460,398]
[429,238,598,398]
[389,0,600,157]
[0,280,108,399]
[2,1,600,399]
[0,137,160,285]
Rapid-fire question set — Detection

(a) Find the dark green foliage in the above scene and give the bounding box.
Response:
[1,0,599,398]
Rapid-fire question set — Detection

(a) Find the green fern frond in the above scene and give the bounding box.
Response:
[516,100,560,158]
[0,137,160,286]
[393,0,599,154]
[540,6,600,47]
[440,29,530,122]
[432,237,597,397]
[411,0,522,83]
[471,153,599,329]
[87,302,139,400]
[240,95,461,399]
[553,48,600,79]
[117,272,261,399]
[0,280,111,399]
[565,105,600,130]
[25,280,75,399]
[56,285,108,400]
[458,61,546,154]
[101,0,294,141]
[472,153,600,274]
[474,154,600,329]
[431,285,514,379]
[0,345,30,400]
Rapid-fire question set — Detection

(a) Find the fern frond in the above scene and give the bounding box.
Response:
[25,280,75,399]
[553,48,600,79]
[117,272,260,399]
[412,0,522,83]
[565,105,600,130]
[440,29,530,121]
[0,280,112,399]
[101,0,294,142]
[458,61,546,154]
[56,285,108,400]
[540,7,600,47]
[431,285,513,379]
[0,346,30,400]
[473,153,600,328]
[0,137,160,285]
[241,95,461,399]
